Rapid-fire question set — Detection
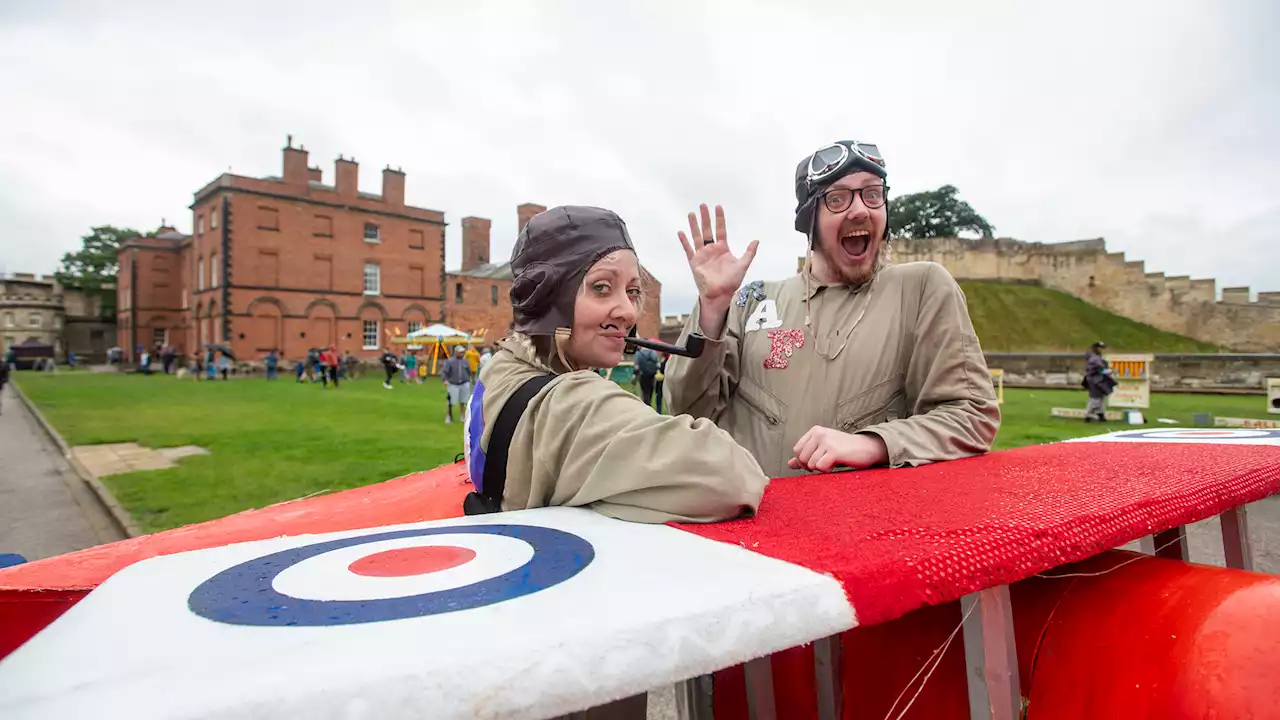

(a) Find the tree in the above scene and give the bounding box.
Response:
[888,185,995,240]
[55,225,140,317]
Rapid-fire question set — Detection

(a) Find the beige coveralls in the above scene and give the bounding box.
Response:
[665,261,1001,478]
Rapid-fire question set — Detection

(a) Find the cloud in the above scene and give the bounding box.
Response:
[1,0,1276,309]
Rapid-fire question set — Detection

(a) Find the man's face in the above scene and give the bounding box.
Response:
[813,171,888,287]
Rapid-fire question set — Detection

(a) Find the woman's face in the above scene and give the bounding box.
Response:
[567,250,642,369]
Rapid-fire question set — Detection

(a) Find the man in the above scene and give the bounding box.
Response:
[633,344,661,410]
[379,346,400,390]
[1083,341,1116,422]
[441,344,473,424]
[265,350,279,381]
[465,344,481,375]
[665,140,1000,477]
[0,353,9,414]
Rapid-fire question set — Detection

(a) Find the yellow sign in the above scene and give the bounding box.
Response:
[1268,378,1280,416]
[989,368,1005,405]
[1106,354,1153,409]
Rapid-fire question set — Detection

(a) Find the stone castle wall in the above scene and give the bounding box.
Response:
[892,237,1280,352]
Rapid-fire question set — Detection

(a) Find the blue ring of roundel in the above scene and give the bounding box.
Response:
[187,523,595,626]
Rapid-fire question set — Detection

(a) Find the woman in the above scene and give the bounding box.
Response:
[465,205,767,523]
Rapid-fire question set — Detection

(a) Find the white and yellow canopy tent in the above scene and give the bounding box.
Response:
[390,324,488,375]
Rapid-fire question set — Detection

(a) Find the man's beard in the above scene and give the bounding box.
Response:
[816,239,893,289]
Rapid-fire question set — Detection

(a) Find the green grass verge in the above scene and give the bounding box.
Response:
[14,373,1276,533]
[961,281,1223,353]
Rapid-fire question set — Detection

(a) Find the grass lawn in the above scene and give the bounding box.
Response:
[14,372,1277,533]
[961,281,1223,353]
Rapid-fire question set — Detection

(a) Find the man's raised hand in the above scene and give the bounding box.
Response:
[677,204,759,309]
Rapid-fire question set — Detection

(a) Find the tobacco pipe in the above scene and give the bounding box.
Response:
[624,332,707,359]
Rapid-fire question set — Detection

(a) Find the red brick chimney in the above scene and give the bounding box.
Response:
[461,217,492,271]
[518,203,547,231]
[307,166,323,183]
[382,166,405,207]
[335,155,358,199]
[282,136,309,186]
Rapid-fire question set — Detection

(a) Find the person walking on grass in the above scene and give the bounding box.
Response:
[217,352,231,381]
[442,344,473,424]
[265,350,279,381]
[379,346,400,389]
[404,351,420,385]
[1083,341,1117,422]
[633,343,661,410]
[320,346,340,389]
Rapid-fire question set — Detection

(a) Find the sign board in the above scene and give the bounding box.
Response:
[1052,407,1125,422]
[1106,354,1153,409]
[1214,416,1280,429]
[989,368,1005,405]
[1268,378,1280,415]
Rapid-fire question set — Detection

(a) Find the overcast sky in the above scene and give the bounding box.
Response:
[1,0,1276,315]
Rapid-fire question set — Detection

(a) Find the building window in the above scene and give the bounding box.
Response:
[491,285,499,306]
[3,312,12,328]
[210,253,219,287]
[197,257,205,291]
[363,223,380,243]
[197,215,205,235]
[211,208,218,229]
[455,282,463,303]
[152,328,167,346]
[363,263,380,295]
[258,205,280,231]
[313,215,333,237]
[3,336,13,350]
[362,320,379,350]
[407,321,422,335]
[28,314,42,327]
[53,316,62,330]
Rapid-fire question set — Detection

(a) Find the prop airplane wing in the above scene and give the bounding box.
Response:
[1,427,1279,719]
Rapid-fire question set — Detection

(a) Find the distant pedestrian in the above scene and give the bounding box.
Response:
[404,352,420,385]
[0,359,9,414]
[1083,341,1117,422]
[465,344,481,375]
[218,352,231,381]
[141,349,152,375]
[654,353,668,414]
[379,347,400,389]
[633,344,661,410]
[205,350,217,381]
[479,346,493,370]
[442,345,473,424]
[295,357,306,383]
[343,352,358,380]
[321,346,340,389]
[265,350,279,381]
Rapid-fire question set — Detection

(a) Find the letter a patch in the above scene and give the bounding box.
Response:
[764,329,805,370]
[744,299,783,332]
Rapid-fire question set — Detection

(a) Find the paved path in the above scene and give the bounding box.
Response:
[0,384,124,561]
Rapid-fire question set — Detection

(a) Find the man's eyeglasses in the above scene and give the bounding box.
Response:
[821,185,889,213]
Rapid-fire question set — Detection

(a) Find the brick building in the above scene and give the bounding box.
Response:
[445,203,663,341]
[117,139,447,363]
[117,226,190,358]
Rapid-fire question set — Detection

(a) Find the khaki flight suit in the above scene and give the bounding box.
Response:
[665,261,1000,478]
[473,334,768,523]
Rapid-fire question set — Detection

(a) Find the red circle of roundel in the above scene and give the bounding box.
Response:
[347,546,477,578]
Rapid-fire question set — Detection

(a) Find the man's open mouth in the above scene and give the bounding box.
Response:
[840,230,871,258]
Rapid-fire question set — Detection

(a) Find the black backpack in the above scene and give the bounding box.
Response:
[463,374,555,515]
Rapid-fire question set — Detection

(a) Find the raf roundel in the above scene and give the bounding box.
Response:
[1120,428,1280,441]
[188,524,594,627]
